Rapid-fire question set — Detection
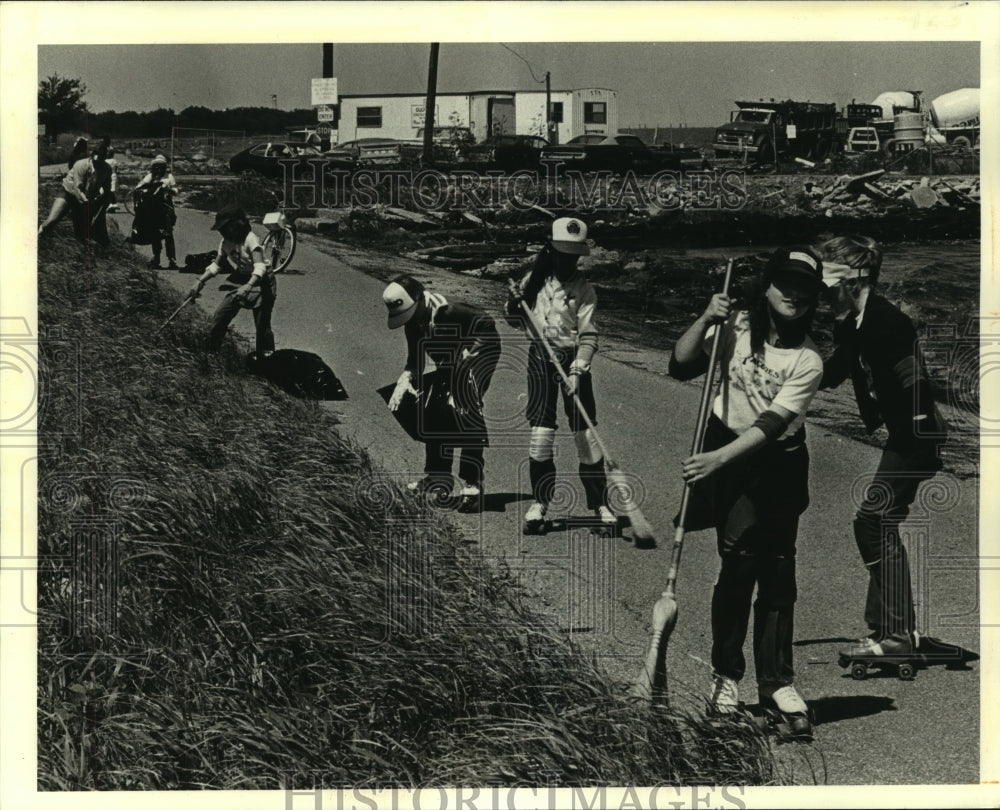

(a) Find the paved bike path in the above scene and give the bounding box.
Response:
[142,206,981,786]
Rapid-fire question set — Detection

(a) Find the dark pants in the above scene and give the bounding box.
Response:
[71,198,110,247]
[151,230,176,263]
[525,342,607,510]
[424,342,500,488]
[854,446,941,642]
[696,417,808,690]
[209,274,277,355]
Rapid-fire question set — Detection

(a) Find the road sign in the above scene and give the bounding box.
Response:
[316,125,332,138]
[311,78,338,106]
[317,105,335,123]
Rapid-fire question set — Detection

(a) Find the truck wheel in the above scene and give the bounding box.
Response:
[881,138,895,156]
[951,136,972,149]
[756,140,775,166]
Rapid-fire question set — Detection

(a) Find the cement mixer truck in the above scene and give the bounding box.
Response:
[928,88,980,148]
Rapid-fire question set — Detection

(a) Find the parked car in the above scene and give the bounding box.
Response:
[464,134,549,171]
[325,138,415,167]
[540,133,706,174]
[409,126,476,162]
[228,142,354,180]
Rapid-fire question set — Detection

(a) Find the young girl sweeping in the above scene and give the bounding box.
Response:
[669,247,827,738]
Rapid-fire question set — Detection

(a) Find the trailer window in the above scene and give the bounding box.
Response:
[357,107,383,128]
[584,102,607,124]
[549,101,564,123]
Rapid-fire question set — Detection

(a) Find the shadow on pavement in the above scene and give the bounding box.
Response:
[809,695,897,727]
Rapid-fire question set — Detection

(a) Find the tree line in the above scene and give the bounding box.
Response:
[39,73,316,142]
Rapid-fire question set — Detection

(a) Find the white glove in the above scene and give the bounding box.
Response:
[388,371,419,411]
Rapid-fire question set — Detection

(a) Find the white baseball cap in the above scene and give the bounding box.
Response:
[550,217,590,255]
[382,280,420,329]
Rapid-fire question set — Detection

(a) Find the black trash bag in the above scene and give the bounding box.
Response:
[377,369,487,446]
[246,349,348,401]
[127,186,168,246]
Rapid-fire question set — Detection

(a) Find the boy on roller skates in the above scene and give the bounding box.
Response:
[817,236,949,674]
[505,217,617,536]
[671,248,828,739]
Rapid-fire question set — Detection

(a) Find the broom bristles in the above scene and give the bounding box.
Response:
[630,593,678,703]
[606,466,657,545]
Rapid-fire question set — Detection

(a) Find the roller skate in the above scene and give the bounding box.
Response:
[456,484,483,514]
[706,673,741,719]
[756,684,813,742]
[523,501,549,535]
[593,505,618,538]
[838,635,918,681]
[406,476,456,509]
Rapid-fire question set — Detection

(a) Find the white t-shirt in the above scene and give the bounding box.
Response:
[707,311,823,439]
[215,231,266,276]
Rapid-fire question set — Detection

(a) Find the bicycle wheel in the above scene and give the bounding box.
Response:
[262,226,296,273]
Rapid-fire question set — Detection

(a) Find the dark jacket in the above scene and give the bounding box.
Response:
[404,300,499,379]
[820,293,946,453]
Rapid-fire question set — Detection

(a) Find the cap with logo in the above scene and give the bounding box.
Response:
[382,276,425,329]
[550,217,590,256]
[765,247,827,292]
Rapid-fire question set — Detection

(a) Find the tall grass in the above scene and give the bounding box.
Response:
[36,222,783,789]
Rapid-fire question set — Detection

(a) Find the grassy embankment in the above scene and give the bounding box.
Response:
[36,214,781,789]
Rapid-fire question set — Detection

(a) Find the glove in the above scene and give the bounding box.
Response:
[235,282,255,304]
[388,371,419,411]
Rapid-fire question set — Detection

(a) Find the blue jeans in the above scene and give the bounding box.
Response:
[209,274,277,355]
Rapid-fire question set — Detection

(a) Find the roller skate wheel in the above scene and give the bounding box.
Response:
[850,662,868,680]
[897,662,915,680]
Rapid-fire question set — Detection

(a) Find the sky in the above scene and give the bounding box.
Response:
[38,41,980,128]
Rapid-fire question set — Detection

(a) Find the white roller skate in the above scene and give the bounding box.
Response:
[758,684,813,741]
[523,501,548,535]
[707,673,741,718]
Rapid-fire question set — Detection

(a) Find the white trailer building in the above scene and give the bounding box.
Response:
[333,88,617,144]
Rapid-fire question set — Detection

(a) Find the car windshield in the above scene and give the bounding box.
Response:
[736,110,773,123]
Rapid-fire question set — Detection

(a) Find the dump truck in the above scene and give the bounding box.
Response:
[713,99,843,164]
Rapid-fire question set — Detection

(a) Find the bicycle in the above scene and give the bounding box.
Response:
[260,207,296,273]
[255,189,298,273]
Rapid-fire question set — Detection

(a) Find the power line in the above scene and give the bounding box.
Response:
[500,44,546,84]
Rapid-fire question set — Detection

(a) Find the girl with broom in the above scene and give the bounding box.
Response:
[669,247,826,738]
[505,217,617,536]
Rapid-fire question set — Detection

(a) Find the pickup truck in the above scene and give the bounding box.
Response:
[540,134,706,174]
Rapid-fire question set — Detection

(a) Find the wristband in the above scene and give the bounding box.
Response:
[751,410,789,442]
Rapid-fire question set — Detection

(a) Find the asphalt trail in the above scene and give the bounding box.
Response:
[139,206,980,786]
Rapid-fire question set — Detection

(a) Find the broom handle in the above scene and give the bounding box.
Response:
[518,299,612,463]
[155,296,194,334]
[664,258,734,595]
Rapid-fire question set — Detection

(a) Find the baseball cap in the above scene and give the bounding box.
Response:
[550,217,590,255]
[211,204,246,231]
[383,276,424,329]
[152,154,168,166]
[765,247,826,292]
[821,261,872,287]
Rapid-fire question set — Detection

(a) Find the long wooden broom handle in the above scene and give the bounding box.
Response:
[664,258,734,594]
[518,298,612,463]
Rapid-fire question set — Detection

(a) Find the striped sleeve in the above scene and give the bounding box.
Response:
[571,282,599,373]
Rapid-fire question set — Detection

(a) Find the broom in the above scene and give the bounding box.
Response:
[517,297,657,546]
[631,257,734,703]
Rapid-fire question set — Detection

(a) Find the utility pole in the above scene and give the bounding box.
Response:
[546,71,556,144]
[423,43,440,167]
[323,44,334,78]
